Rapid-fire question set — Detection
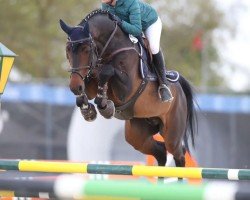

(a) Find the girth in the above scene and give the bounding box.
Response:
[115,78,148,120]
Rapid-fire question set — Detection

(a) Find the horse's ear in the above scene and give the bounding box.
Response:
[59,19,73,35]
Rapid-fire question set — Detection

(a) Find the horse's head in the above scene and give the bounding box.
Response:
[60,10,119,96]
[60,19,99,95]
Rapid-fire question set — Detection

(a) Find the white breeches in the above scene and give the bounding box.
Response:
[144,17,162,55]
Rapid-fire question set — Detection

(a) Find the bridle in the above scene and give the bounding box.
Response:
[67,31,97,80]
[67,22,119,81]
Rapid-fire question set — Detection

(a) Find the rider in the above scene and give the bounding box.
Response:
[101,0,173,102]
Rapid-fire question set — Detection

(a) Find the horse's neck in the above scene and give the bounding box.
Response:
[90,17,115,42]
[89,17,140,105]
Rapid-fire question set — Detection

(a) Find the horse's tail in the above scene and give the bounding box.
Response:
[178,75,198,153]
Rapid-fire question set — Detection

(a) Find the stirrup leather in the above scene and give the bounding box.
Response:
[158,84,174,102]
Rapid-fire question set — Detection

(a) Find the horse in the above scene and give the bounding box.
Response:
[60,9,197,168]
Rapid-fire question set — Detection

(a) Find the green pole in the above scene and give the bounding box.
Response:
[83,180,204,200]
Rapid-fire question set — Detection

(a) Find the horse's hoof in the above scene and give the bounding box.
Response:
[80,103,97,122]
[98,100,115,119]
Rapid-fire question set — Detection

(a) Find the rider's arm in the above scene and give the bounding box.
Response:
[121,0,142,36]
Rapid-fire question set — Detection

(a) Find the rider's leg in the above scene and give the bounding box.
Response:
[145,17,173,102]
[153,50,173,102]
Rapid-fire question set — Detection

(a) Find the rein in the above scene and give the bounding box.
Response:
[98,22,119,61]
[97,22,141,63]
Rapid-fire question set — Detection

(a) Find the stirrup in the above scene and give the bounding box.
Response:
[158,84,174,102]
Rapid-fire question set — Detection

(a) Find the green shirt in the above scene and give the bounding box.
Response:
[102,0,158,36]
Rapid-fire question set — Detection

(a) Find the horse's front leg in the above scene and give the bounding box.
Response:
[76,93,97,122]
[94,64,115,119]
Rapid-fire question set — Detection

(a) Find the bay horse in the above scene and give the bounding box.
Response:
[60,9,197,168]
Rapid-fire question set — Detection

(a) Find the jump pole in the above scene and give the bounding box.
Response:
[0,160,250,180]
[0,175,249,200]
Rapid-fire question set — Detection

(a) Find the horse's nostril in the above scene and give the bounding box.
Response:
[78,85,83,92]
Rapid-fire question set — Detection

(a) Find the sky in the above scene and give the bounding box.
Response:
[215,0,250,91]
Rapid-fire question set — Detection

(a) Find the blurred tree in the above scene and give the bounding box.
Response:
[0,0,99,79]
[0,0,228,90]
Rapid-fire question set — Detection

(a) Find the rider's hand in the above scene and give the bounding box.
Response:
[109,14,122,26]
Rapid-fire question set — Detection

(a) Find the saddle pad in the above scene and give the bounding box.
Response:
[166,70,180,82]
[138,44,180,83]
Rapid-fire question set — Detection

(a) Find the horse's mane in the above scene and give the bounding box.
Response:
[79,9,111,26]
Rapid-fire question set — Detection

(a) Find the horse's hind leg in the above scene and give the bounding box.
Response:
[153,141,167,166]
[163,113,187,168]
[125,118,167,167]
[162,111,187,181]
[173,145,186,167]
[165,133,186,168]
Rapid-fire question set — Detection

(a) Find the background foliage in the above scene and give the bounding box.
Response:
[0,0,227,89]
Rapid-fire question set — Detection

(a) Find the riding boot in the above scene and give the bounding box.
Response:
[153,51,173,102]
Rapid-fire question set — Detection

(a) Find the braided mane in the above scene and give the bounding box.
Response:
[79,9,111,26]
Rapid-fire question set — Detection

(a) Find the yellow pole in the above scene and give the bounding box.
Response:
[19,161,88,173]
[132,166,202,179]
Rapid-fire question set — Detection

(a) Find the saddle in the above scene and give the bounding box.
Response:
[130,34,180,83]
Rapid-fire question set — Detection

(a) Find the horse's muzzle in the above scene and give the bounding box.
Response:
[69,73,85,95]
[70,84,84,95]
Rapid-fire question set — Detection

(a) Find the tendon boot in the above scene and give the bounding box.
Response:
[153,51,173,102]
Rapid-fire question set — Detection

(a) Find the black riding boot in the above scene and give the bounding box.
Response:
[153,51,173,102]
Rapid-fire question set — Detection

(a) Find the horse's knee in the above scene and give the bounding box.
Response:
[98,65,114,85]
